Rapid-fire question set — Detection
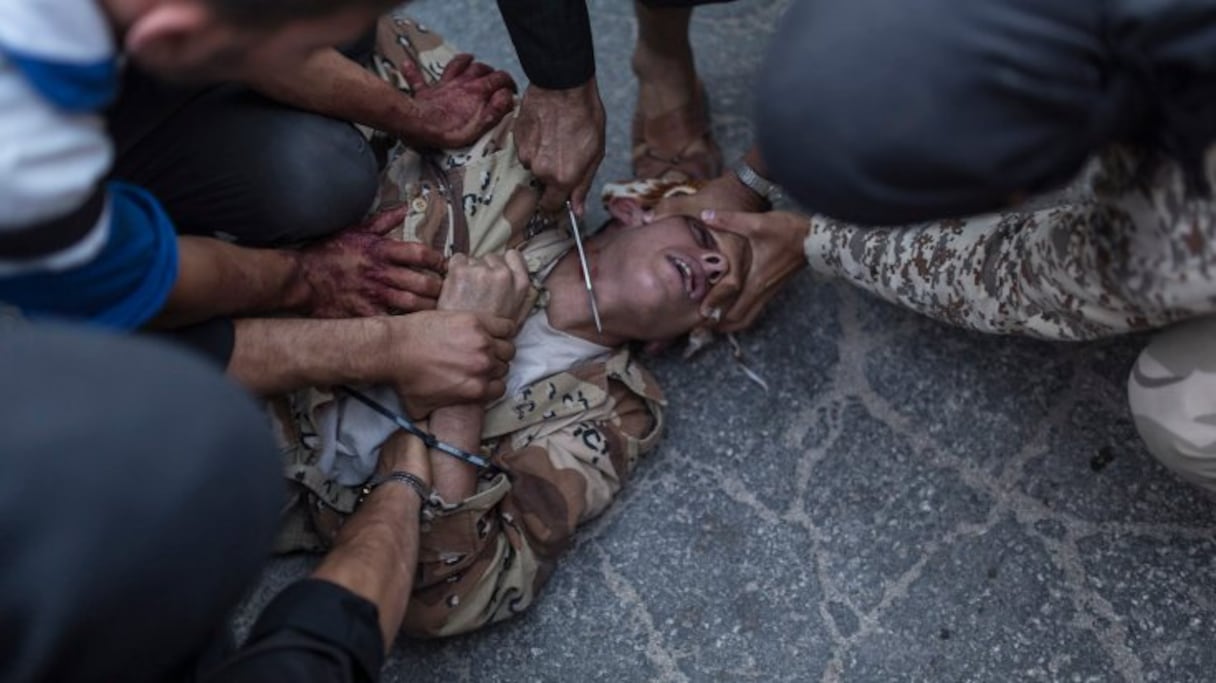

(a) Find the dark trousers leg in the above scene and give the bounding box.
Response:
[0,324,281,683]
[756,0,1135,224]
[108,69,379,247]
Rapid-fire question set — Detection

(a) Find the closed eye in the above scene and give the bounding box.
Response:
[687,219,717,249]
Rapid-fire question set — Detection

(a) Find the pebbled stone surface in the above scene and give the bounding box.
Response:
[240,1,1216,680]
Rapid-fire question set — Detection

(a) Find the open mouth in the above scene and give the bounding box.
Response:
[667,255,705,301]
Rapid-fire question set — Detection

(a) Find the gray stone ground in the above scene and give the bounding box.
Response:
[241,1,1216,681]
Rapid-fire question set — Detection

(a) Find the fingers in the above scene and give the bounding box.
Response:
[439,53,474,83]
[492,338,515,366]
[503,249,529,282]
[538,183,568,215]
[380,241,446,272]
[363,204,411,235]
[568,152,601,217]
[464,61,493,79]
[399,59,428,92]
[700,209,758,236]
[478,313,516,341]
[487,89,515,120]
[483,379,506,402]
[472,70,517,96]
[372,266,443,299]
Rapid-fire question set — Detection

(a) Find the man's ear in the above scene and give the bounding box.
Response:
[124,1,217,69]
[606,196,648,226]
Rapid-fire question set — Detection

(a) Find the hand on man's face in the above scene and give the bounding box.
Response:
[694,209,810,333]
[648,174,808,333]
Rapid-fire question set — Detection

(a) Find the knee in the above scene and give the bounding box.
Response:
[757,0,1106,224]
[245,116,378,245]
[1127,318,1216,492]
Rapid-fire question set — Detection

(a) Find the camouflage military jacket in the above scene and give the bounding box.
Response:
[268,15,667,638]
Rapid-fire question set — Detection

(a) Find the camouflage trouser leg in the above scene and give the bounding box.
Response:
[804,145,1216,341]
[1128,316,1216,492]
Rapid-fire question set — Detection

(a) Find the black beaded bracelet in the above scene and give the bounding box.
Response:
[357,471,431,509]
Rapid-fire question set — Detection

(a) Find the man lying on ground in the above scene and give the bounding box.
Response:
[267,16,764,638]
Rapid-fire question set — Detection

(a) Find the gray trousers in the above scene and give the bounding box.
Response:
[0,323,280,682]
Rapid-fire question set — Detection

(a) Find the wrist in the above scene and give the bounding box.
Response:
[388,93,433,146]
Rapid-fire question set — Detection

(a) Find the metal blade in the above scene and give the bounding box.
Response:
[566,201,603,334]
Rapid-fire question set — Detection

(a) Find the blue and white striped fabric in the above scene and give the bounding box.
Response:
[0,0,178,329]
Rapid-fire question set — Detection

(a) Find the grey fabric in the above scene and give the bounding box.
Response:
[757,0,1133,224]
[757,0,1216,223]
[0,324,280,683]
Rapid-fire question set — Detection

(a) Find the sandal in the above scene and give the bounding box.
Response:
[631,82,723,182]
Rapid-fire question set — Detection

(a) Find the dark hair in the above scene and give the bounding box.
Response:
[204,0,399,27]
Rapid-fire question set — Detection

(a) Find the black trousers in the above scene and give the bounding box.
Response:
[107,62,380,365]
[756,0,1216,224]
[109,69,379,248]
[0,324,281,683]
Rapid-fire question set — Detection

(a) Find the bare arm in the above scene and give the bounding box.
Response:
[244,47,515,149]
[227,311,515,407]
[151,237,308,329]
[424,251,533,499]
[313,431,430,649]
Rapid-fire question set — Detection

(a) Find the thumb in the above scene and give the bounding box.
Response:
[439,53,474,83]
[478,313,516,339]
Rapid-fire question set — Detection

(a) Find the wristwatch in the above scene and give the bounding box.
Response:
[731,159,783,206]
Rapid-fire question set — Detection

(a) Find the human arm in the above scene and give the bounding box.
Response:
[786,149,1212,341]
[243,46,516,149]
[426,251,534,501]
[227,312,515,412]
[202,432,430,682]
[152,204,447,329]
[403,376,662,637]
[496,0,605,214]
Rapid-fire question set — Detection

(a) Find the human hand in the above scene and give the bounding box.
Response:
[514,79,606,215]
[694,209,810,332]
[695,210,807,332]
[437,250,532,327]
[396,54,517,149]
[383,310,516,418]
[296,205,446,317]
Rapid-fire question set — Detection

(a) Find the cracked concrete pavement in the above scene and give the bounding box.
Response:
[239,1,1216,680]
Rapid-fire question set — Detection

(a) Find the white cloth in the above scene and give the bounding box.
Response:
[504,306,611,398]
[0,0,114,274]
[314,308,611,485]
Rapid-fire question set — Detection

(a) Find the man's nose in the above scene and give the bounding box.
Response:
[702,252,728,284]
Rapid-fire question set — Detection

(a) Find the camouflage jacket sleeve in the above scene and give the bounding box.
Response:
[401,351,665,638]
[804,146,1216,341]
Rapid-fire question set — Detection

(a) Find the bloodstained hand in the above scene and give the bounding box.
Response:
[295,204,447,318]
[397,54,517,149]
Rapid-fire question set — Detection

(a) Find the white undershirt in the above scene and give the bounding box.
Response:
[504,307,612,398]
[315,307,611,485]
